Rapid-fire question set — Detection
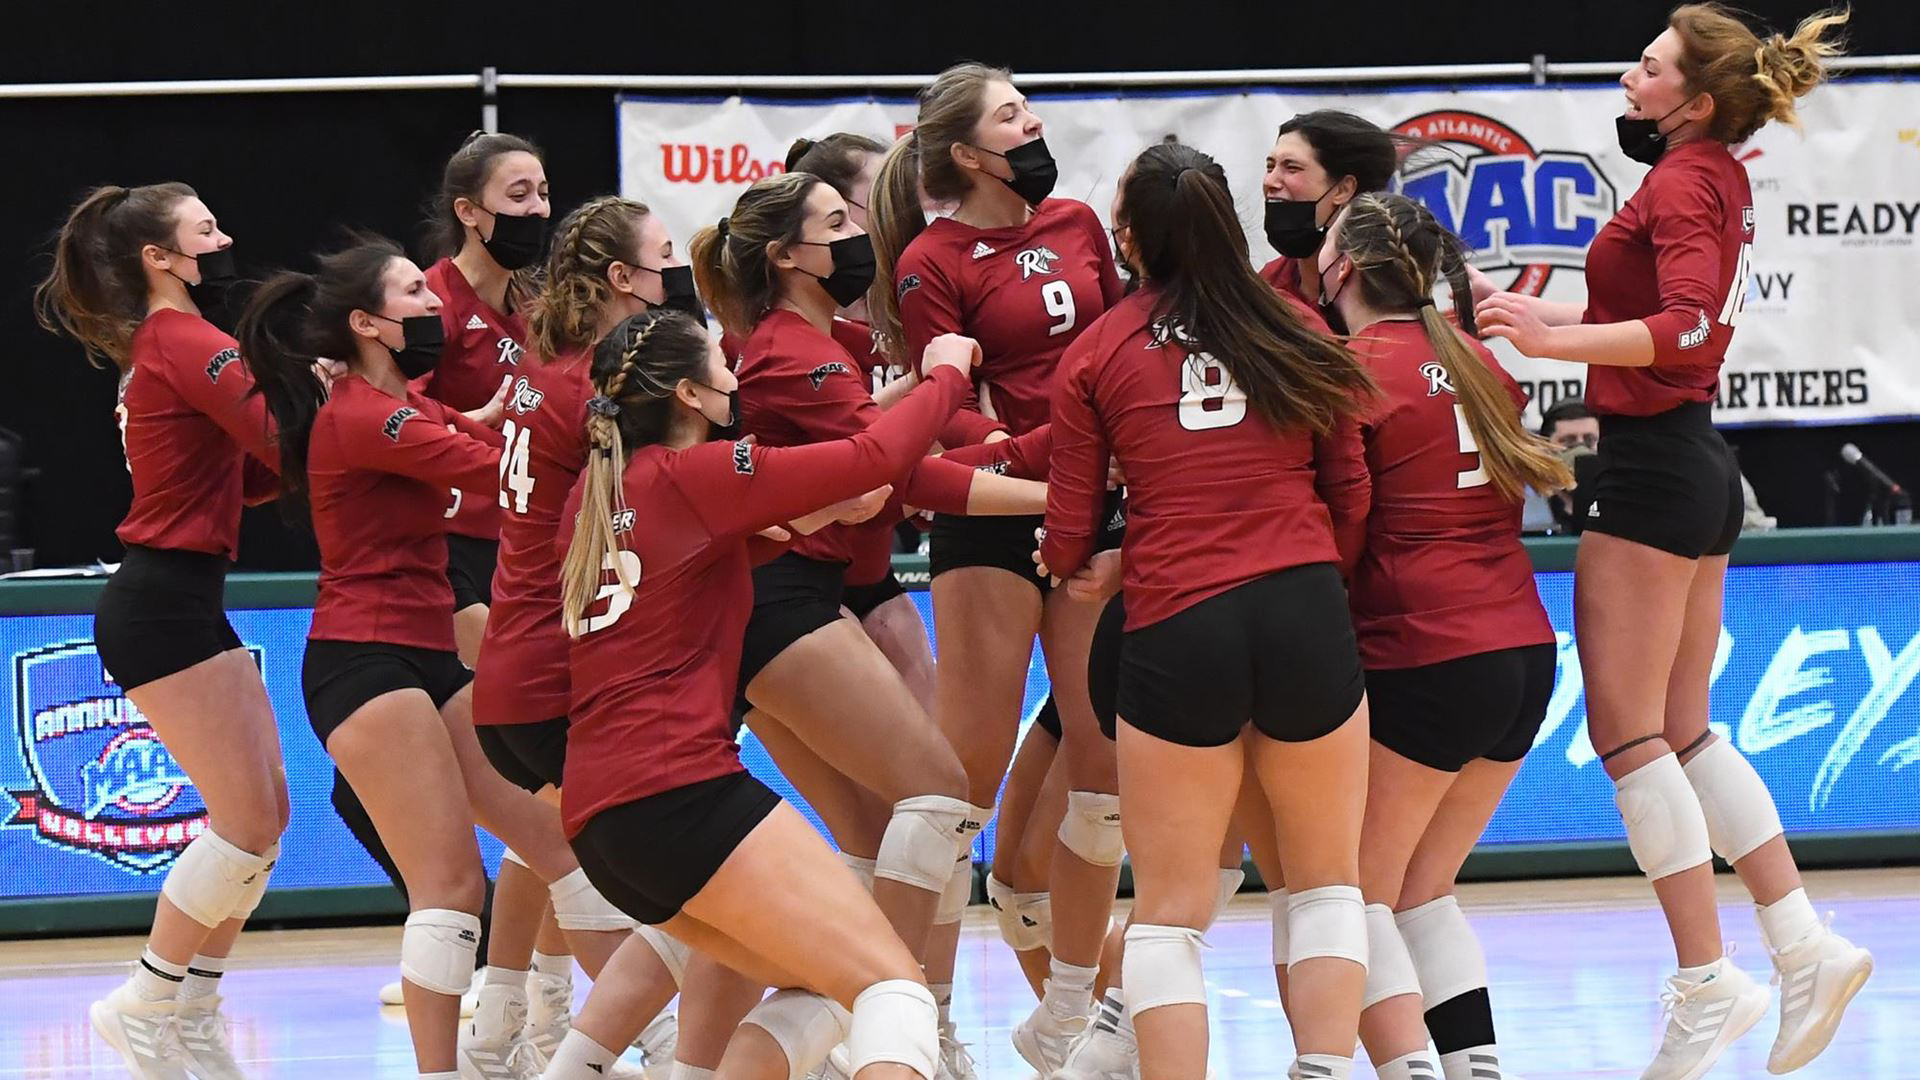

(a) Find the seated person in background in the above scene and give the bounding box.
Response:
[1523,399,1600,534]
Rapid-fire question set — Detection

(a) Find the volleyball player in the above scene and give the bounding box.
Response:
[1317,193,1570,1080]
[868,63,1126,1073]
[235,239,627,1080]
[548,307,988,1080]
[1039,142,1376,1080]
[36,183,286,1080]
[1260,111,1404,306]
[1477,7,1869,1076]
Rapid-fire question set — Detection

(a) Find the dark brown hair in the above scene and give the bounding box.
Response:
[33,182,198,369]
[786,133,888,201]
[430,131,547,308]
[1668,3,1849,143]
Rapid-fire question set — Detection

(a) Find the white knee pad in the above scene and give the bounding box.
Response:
[229,840,281,921]
[986,875,1051,951]
[636,924,690,988]
[1394,896,1487,1007]
[1286,885,1367,969]
[934,854,974,925]
[1210,868,1246,929]
[742,988,851,1080]
[401,908,482,995]
[500,846,530,870]
[1362,904,1422,1008]
[1267,888,1290,964]
[1682,739,1784,863]
[875,795,972,892]
[840,851,878,891]
[1614,753,1712,880]
[161,830,277,929]
[1122,923,1209,1014]
[550,867,636,932]
[848,979,939,1080]
[1058,791,1124,867]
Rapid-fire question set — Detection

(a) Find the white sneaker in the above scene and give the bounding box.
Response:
[1767,920,1873,1074]
[382,969,484,1016]
[1012,995,1090,1076]
[1054,993,1136,1080]
[90,984,192,1080]
[523,972,574,1059]
[936,1021,978,1080]
[174,995,247,1080]
[461,990,543,1080]
[1640,956,1770,1080]
[633,1011,680,1080]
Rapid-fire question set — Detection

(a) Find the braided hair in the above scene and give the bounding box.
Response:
[1336,192,1570,501]
[527,195,654,361]
[559,309,714,636]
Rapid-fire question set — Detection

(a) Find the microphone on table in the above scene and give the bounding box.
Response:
[1839,443,1902,493]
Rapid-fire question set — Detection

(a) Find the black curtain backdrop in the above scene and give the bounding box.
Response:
[5,1,1917,568]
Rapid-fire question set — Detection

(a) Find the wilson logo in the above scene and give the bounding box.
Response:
[661,144,787,184]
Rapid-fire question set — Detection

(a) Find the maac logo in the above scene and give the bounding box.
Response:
[382,406,419,441]
[1393,111,1618,296]
[1014,246,1061,280]
[204,347,240,384]
[807,362,850,390]
[4,642,230,872]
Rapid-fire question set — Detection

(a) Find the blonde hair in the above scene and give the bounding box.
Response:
[527,196,653,361]
[1668,3,1850,143]
[687,172,819,342]
[1338,193,1572,502]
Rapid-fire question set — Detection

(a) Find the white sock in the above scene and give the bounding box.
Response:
[930,981,953,1030]
[1757,888,1822,952]
[668,1064,716,1080]
[1676,957,1723,984]
[180,953,226,1002]
[1290,1052,1353,1079]
[483,964,529,989]
[1045,959,1098,1018]
[419,1072,460,1080]
[545,1030,618,1078]
[1439,1047,1501,1080]
[131,947,188,1002]
[533,951,574,980]
[1377,1050,1441,1080]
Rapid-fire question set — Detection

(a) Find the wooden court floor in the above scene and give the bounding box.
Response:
[1,869,1912,1078]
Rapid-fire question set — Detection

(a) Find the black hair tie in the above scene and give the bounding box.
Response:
[586,394,621,417]
[717,217,731,239]
[1416,297,1438,308]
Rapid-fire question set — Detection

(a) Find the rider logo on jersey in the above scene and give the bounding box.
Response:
[1014,246,1061,280]
[1145,315,1198,351]
[508,377,545,416]
[2,642,254,872]
[495,337,525,367]
[1393,110,1618,297]
[1420,361,1457,397]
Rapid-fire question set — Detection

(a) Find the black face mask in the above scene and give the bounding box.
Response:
[795,233,878,308]
[695,382,741,441]
[975,137,1060,207]
[1616,99,1695,166]
[477,208,549,271]
[1316,255,1353,335]
[633,264,708,328]
[1264,188,1337,259]
[1110,227,1141,296]
[374,313,446,379]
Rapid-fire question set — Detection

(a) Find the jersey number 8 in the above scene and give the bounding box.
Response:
[1178,352,1248,431]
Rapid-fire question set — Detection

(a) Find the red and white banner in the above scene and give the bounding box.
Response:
[619,80,1920,426]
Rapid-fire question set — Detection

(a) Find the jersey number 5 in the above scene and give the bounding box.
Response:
[580,549,644,635]
[1042,280,1076,337]
[1452,404,1489,489]
[498,419,535,514]
[1178,352,1248,431]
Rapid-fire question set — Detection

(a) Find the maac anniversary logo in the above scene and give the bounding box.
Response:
[1393,110,1618,296]
[4,642,225,872]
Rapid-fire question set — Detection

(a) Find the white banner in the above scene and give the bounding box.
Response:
[618,79,1920,427]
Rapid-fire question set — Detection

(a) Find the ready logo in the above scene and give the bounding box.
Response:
[1392,110,1618,296]
[3,643,250,872]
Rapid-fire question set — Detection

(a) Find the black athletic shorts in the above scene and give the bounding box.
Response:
[95,546,244,692]
[571,770,783,925]
[302,639,474,745]
[929,489,1127,592]
[1366,643,1557,772]
[1586,403,1742,559]
[477,716,570,793]
[738,553,847,696]
[446,534,500,611]
[1117,564,1365,748]
[842,571,907,622]
[1090,592,1127,740]
[1032,695,1061,740]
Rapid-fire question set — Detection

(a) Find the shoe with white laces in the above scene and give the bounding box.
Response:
[460,988,543,1080]
[1053,991,1137,1080]
[522,971,574,1059]
[633,1010,680,1080]
[1012,993,1091,1076]
[382,969,484,1016]
[173,995,248,1080]
[935,1021,979,1080]
[1640,955,1769,1080]
[90,983,192,1080]
[1766,917,1873,1074]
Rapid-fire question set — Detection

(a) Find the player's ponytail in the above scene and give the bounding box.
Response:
[1338,193,1571,501]
[689,172,816,343]
[560,310,713,638]
[1121,142,1375,436]
[1668,3,1849,143]
[34,182,197,369]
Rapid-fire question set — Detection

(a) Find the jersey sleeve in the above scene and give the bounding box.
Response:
[1081,204,1125,308]
[164,323,278,469]
[940,423,1053,481]
[1038,339,1107,581]
[1643,164,1732,367]
[1312,415,1371,576]
[334,397,501,493]
[897,246,1006,446]
[683,366,969,540]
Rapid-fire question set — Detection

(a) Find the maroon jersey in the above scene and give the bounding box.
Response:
[1259,256,1312,307]
[736,310,976,569]
[1345,322,1554,668]
[559,366,969,834]
[116,310,277,559]
[895,199,1123,445]
[307,376,503,651]
[423,258,529,540]
[473,351,593,727]
[1582,139,1753,416]
[1040,288,1369,631]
